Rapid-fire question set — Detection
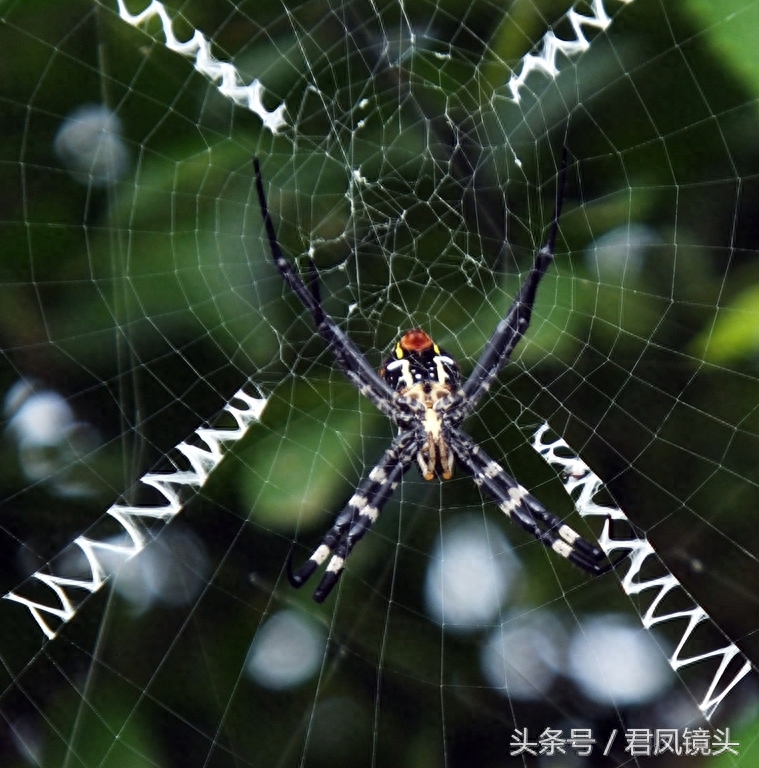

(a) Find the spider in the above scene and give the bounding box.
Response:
[253,154,618,603]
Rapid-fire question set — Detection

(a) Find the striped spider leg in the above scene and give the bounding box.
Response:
[448,428,617,573]
[286,431,420,602]
[254,151,620,603]
[253,158,408,424]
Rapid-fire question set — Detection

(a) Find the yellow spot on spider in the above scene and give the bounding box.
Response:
[395,342,404,358]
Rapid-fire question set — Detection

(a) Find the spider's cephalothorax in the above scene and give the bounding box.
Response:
[253,154,621,603]
[380,329,459,480]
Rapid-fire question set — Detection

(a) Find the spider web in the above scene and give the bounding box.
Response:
[2,0,759,765]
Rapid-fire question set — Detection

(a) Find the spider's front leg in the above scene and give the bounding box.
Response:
[287,430,420,602]
[253,157,399,421]
[458,145,568,420]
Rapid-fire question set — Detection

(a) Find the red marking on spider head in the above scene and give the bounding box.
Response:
[399,329,434,352]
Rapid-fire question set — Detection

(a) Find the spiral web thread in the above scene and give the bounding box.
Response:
[532,424,754,720]
[0,0,640,644]
[3,0,753,723]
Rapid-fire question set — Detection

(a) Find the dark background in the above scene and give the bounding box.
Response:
[2,0,759,765]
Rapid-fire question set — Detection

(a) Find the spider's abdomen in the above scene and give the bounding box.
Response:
[380,329,459,394]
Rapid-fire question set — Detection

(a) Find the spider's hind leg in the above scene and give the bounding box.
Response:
[287,433,417,602]
[449,428,617,575]
[286,505,355,588]
[313,458,409,602]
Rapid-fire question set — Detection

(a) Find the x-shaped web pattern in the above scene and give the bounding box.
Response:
[4,0,753,724]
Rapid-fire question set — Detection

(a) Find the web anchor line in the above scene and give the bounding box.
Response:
[114,0,287,134]
[506,0,636,104]
[3,387,267,641]
[531,424,753,720]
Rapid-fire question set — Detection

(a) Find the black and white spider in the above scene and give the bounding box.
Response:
[254,154,617,603]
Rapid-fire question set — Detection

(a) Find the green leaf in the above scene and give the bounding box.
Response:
[686,0,759,100]
[691,283,759,364]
